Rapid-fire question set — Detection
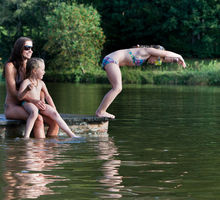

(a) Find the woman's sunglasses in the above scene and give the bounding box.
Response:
[23,45,33,51]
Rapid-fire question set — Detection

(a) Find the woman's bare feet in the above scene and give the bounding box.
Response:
[96,111,115,119]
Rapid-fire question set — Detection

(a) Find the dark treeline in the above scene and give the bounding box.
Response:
[0,0,219,67]
[78,0,219,58]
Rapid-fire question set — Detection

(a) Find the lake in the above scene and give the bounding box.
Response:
[1,82,220,199]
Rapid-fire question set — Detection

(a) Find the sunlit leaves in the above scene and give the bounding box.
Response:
[44,2,105,70]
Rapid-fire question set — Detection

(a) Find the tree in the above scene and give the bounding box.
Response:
[78,0,219,58]
[153,0,220,57]
[0,0,60,60]
[44,2,105,70]
[0,0,219,61]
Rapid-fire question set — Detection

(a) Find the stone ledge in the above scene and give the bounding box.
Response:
[0,114,111,137]
[0,114,110,125]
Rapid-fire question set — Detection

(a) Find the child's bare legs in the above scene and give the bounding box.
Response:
[96,64,122,119]
[23,102,44,138]
[40,105,78,138]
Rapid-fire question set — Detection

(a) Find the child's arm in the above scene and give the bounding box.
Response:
[18,79,46,110]
[41,81,56,109]
[17,80,34,101]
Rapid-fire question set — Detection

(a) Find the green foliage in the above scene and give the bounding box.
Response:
[120,68,153,84]
[44,2,105,70]
[0,0,59,59]
[0,0,218,64]
[0,58,3,81]
[44,67,108,83]
[152,59,220,85]
[44,59,220,86]
[86,0,220,57]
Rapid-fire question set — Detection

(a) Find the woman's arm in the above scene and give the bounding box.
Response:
[19,80,47,110]
[4,62,46,110]
[147,48,186,68]
[41,81,56,109]
[4,63,19,98]
[162,52,186,68]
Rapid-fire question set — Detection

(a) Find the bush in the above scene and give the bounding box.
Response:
[43,59,220,86]
[44,2,105,71]
[0,57,3,81]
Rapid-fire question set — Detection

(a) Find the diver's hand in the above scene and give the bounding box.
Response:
[176,56,186,68]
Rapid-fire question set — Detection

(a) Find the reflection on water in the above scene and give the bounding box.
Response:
[1,137,124,200]
[95,138,123,198]
[3,139,69,199]
[2,83,220,199]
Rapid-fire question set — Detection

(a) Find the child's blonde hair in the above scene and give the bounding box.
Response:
[26,58,44,78]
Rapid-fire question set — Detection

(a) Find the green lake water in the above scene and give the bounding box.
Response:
[1,82,220,199]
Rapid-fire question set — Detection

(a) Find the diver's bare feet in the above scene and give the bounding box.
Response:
[96,111,115,119]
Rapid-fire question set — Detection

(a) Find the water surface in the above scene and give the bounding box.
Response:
[1,83,220,199]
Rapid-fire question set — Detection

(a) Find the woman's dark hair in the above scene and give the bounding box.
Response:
[3,37,33,77]
[26,57,44,78]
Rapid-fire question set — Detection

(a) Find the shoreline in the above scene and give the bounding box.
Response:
[1,59,219,86]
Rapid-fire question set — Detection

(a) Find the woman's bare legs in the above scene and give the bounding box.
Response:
[5,104,45,138]
[95,64,122,119]
[43,116,59,137]
[40,105,78,138]
[39,91,59,137]
[33,115,45,138]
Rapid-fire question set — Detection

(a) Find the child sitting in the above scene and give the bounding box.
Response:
[18,57,79,138]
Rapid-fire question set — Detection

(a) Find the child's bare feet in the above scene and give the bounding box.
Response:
[71,134,81,138]
[96,111,115,119]
[73,135,81,138]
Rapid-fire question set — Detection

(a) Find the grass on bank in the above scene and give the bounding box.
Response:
[44,59,220,86]
[1,59,220,85]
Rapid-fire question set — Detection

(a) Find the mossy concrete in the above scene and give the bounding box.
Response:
[0,114,110,138]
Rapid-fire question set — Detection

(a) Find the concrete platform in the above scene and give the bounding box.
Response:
[0,114,110,138]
